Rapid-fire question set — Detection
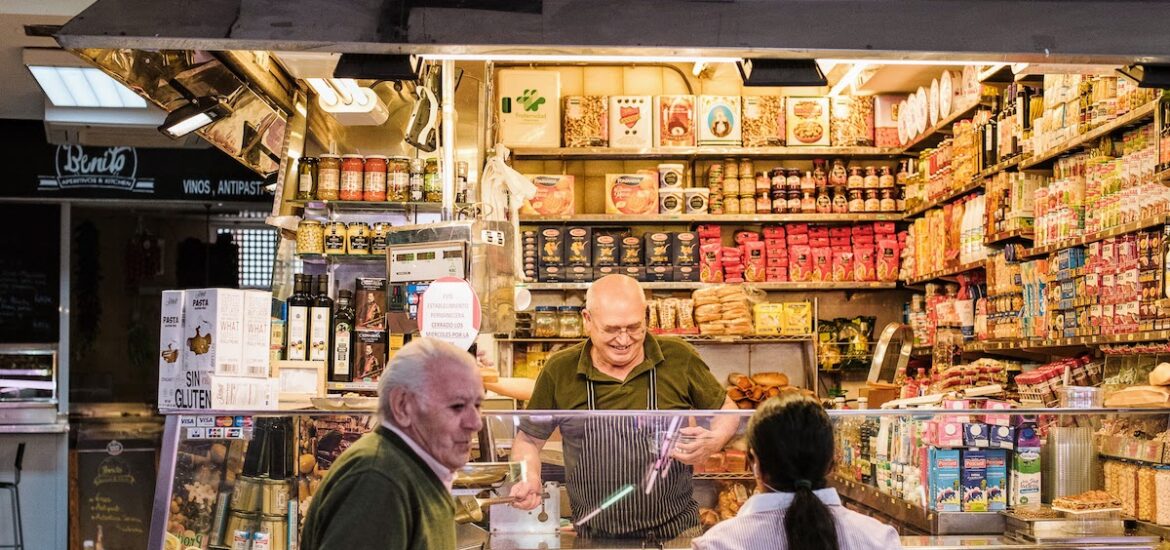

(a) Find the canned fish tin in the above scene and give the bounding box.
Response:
[659,189,684,214]
[684,188,710,214]
[231,476,263,511]
[253,514,287,550]
[323,222,348,255]
[225,510,258,550]
[260,478,291,515]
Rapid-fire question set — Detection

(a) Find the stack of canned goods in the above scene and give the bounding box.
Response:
[222,476,291,550]
[294,155,469,204]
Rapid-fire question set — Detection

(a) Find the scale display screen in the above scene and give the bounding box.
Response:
[387,241,467,283]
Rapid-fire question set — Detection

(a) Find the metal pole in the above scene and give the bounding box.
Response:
[441,59,457,221]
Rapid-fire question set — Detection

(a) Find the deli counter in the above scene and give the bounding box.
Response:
[150,407,1170,550]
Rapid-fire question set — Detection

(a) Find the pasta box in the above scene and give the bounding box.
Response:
[184,288,245,378]
[566,226,592,266]
[538,265,565,282]
[594,265,621,279]
[538,227,565,266]
[593,233,621,266]
[620,236,644,266]
[741,95,785,147]
[621,266,647,280]
[563,95,608,147]
[698,95,742,146]
[644,232,673,266]
[674,265,700,282]
[645,266,673,282]
[609,96,653,148]
[520,175,575,217]
[786,97,831,147]
[158,290,185,409]
[605,171,659,215]
[564,266,593,282]
[498,69,561,148]
[673,232,699,266]
[654,95,696,147]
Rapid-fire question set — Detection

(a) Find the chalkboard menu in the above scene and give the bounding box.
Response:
[0,204,59,343]
[77,439,156,550]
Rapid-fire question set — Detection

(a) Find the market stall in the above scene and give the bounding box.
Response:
[50,1,1170,548]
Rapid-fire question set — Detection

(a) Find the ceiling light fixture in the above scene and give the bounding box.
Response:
[738,58,827,87]
[421,53,741,65]
[159,96,230,139]
[1117,64,1170,88]
[27,65,147,108]
[828,62,870,96]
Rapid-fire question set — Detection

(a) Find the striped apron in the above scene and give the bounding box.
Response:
[565,369,700,540]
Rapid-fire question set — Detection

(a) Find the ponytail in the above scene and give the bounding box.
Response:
[748,395,840,550]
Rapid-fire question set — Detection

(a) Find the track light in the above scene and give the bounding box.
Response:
[1117,64,1170,88]
[159,96,229,138]
[737,58,827,87]
[333,54,422,81]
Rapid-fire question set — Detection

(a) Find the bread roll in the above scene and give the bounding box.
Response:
[728,372,753,390]
[727,386,746,400]
[693,287,719,300]
[696,312,723,323]
[735,398,755,409]
[753,372,789,387]
[715,285,742,298]
[695,303,722,317]
[1150,362,1170,386]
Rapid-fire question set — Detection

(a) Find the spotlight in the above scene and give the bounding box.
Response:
[1117,64,1170,89]
[333,54,422,82]
[737,59,826,87]
[158,96,229,138]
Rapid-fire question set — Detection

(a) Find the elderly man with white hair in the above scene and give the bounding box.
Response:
[300,337,484,550]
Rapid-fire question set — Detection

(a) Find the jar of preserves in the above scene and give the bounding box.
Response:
[557,306,583,338]
[829,159,848,186]
[740,195,756,214]
[813,159,828,187]
[787,188,801,212]
[832,188,848,213]
[534,306,559,338]
[339,155,364,200]
[323,222,348,254]
[424,158,442,202]
[864,189,880,212]
[316,154,341,200]
[295,220,323,254]
[371,222,391,255]
[864,166,879,188]
[755,172,770,197]
[363,155,387,201]
[708,163,724,185]
[388,157,410,202]
[755,194,771,213]
[800,191,816,213]
[724,195,741,214]
[738,159,754,179]
[847,166,864,189]
[722,177,740,197]
[880,188,897,212]
[879,166,895,188]
[295,157,318,201]
[848,189,864,212]
[347,222,371,255]
[723,158,738,179]
[409,173,424,202]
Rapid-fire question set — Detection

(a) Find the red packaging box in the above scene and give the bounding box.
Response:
[811,247,832,281]
[830,237,851,248]
[787,233,810,246]
[764,239,787,249]
[810,237,830,248]
[874,221,897,234]
[787,223,809,235]
[832,251,855,282]
[853,236,875,246]
[734,230,761,245]
[854,246,876,281]
[829,227,852,238]
[851,226,874,236]
[697,224,722,240]
[877,239,900,282]
[789,245,812,281]
[762,226,786,239]
[744,241,766,282]
[766,267,788,282]
[766,256,787,267]
[809,227,830,238]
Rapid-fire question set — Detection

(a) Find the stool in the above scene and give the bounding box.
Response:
[0,443,24,550]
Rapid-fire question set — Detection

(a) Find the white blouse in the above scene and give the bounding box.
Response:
[691,488,903,550]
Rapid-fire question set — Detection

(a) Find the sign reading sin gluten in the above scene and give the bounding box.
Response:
[417,277,482,350]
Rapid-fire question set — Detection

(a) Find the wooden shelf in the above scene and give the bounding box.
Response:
[1022,214,1170,258]
[289,199,467,212]
[832,477,933,534]
[520,213,904,225]
[902,98,987,152]
[903,176,984,218]
[325,381,379,392]
[498,335,813,344]
[523,281,899,291]
[509,146,904,160]
[904,259,986,285]
[984,228,1034,245]
[1157,168,1170,183]
[964,330,1170,352]
[978,155,1028,179]
[1020,101,1158,170]
[693,472,755,480]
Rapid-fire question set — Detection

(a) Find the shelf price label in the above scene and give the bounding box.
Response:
[417,277,482,350]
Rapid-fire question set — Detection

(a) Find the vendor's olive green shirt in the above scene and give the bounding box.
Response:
[300,426,455,550]
[521,334,726,439]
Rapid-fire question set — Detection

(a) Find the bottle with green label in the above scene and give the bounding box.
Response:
[331,289,355,382]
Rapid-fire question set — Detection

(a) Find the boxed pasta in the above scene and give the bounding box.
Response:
[653,95,696,147]
[698,95,742,146]
[609,96,653,148]
[753,303,786,335]
[830,96,875,146]
[538,227,565,266]
[593,233,621,266]
[674,265,700,282]
[742,96,785,147]
[498,69,561,148]
[620,236,644,266]
[158,290,185,409]
[564,266,593,282]
[786,97,831,147]
[673,232,699,266]
[605,171,659,215]
[566,227,592,266]
[644,232,673,266]
[645,266,674,282]
[243,290,272,378]
[184,288,245,379]
[781,302,812,335]
[563,96,608,147]
[520,175,575,216]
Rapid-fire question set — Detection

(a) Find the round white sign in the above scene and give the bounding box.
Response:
[417,277,482,350]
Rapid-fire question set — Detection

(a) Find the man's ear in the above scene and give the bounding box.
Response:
[388,387,414,428]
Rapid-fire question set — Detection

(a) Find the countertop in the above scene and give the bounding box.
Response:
[472,533,1160,549]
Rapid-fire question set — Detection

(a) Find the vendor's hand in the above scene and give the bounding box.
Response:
[476,350,500,384]
[671,426,720,466]
[509,478,544,510]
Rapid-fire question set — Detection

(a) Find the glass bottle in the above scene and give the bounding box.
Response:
[813,159,828,187]
[424,158,442,203]
[829,158,848,187]
[863,166,879,188]
[848,166,864,189]
[331,289,355,382]
[831,186,848,213]
[286,275,311,361]
[295,157,318,201]
[309,275,333,363]
[814,172,831,213]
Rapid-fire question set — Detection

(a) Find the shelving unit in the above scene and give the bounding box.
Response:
[984,228,1034,245]
[1021,214,1170,258]
[509,146,905,160]
[298,253,386,264]
[521,213,904,225]
[901,98,988,152]
[289,199,466,212]
[964,330,1170,353]
[522,281,899,291]
[326,381,379,392]
[1020,100,1158,170]
[904,259,987,286]
[977,155,1029,179]
[498,335,813,345]
[902,176,983,218]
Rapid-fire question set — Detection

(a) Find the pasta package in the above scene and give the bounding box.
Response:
[563,96,609,147]
[520,175,575,216]
[654,95,696,147]
[786,97,831,147]
[753,303,786,335]
[742,96,785,147]
[782,302,813,335]
[830,96,875,146]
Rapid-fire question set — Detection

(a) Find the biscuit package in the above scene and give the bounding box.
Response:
[786,97,831,147]
[606,171,659,215]
[742,96,785,147]
[520,175,575,216]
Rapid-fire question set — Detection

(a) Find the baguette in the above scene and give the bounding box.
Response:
[752,372,789,387]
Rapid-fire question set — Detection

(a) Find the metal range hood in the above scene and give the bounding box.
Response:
[55,0,1170,65]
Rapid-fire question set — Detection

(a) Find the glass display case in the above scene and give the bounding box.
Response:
[149,407,1170,550]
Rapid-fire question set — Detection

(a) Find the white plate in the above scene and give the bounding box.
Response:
[897,100,909,144]
[310,396,346,410]
[929,78,940,127]
[940,71,954,118]
[915,87,928,134]
[962,65,977,98]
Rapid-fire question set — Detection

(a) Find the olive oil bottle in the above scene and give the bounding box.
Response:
[309,275,333,363]
[286,275,311,360]
[331,290,355,382]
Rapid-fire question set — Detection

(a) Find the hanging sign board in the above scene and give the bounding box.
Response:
[416,277,481,350]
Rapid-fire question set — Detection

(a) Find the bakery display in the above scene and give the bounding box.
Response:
[1052,490,1121,511]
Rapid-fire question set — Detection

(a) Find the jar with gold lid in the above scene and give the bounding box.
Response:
[534,307,559,338]
[323,222,348,255]
[347,222,371,255]
[295,220,323,254]
[557,306,583,338]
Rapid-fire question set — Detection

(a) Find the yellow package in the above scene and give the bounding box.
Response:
[753,303,786,335]
[781,302,813,335]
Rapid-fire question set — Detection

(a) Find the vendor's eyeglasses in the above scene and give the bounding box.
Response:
[597,323,645,338]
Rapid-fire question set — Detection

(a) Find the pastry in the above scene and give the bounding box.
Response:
[1053,490,1121,511]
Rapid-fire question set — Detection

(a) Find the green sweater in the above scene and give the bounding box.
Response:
[300,426,456,550]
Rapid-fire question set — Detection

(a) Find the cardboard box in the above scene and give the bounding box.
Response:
[830,96,875,147]
[563,96,608,147]
[645,266,673,282]
[985,449,1008,511]
[961,450,988,512]
[674,265,700,282]
[355,278,388,332]
[753,303,786,335]
[929,448,961,512]
[654,95,696,147]
[605,171,659,215]
[595,266,621,279]
[786,97,831,147]
[698,95,742,146]
[781,302,812,335]
[354,330,387,382]
[620,236,644,266]
[539,265,565,282]
[594,234,621,266]
[644,232,673,266]
[874,95,906,148]
[520,175,575,216]
[538,227,565,266]
[243,290,272,378]
[564,266,593,282]
[158,290,185,409]
[566,226,592,266]
[741,95,785,147]
[621,266,646,280]
[184,288,245,378]
[498,69,561,148]
[937,421,963,447]
[673,232,699,266]
[964,423,990,448]
[609,96,653,148]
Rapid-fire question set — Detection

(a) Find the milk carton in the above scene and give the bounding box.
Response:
[929,448,961,512]
[985,449,1008,511]
[243,290,273,378]
[961,450,988,512]
[158,290,185,409]
[184,288,245,378]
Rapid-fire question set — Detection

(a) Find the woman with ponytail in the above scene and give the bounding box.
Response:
[692,394,902,550]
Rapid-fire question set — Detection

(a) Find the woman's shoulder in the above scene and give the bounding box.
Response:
[690,512,782,550]
[832,507,903,549]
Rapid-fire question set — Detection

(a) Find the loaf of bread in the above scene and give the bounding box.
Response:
[1150,363,1170,386]
[752,372,789,387]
